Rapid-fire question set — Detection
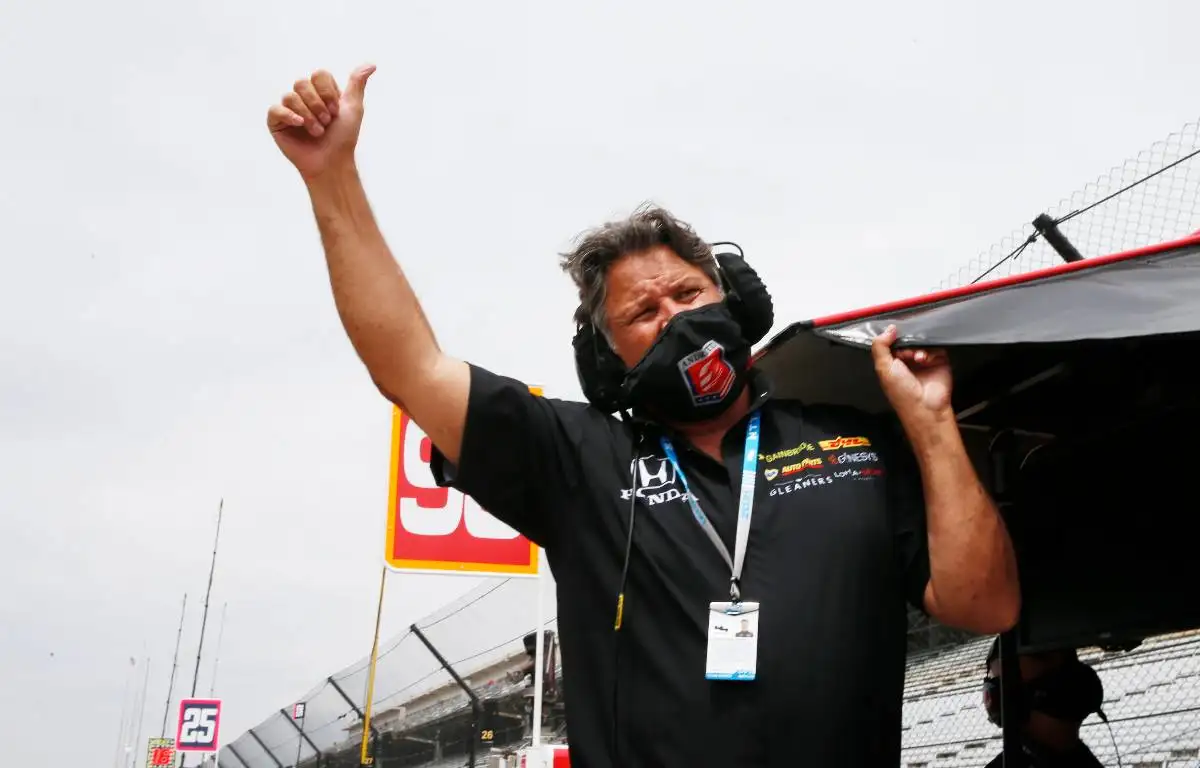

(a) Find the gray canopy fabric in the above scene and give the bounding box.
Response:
[754,233,1200,412]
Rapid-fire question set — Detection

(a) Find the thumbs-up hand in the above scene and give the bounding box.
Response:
[267,65,376,180]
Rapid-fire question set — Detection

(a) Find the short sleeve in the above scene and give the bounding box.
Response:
[429,364,584,550]
[879,416,931,612]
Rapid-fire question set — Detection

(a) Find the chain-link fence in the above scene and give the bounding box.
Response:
[218,574,559,768]
[902,631,1200,768]
[912,117,1200,768]
[938,119,1200,290]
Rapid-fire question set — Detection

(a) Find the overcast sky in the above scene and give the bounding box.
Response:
[2,0,1199,764]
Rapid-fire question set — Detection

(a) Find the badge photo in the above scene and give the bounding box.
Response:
[705,601,761,681]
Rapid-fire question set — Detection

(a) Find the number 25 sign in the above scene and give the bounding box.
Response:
[177,698,222,753]
[384,389,542,577]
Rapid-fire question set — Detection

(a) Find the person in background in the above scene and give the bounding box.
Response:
[983,637,1106,768]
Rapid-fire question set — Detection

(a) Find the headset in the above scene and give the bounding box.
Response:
[984,639,1106,724]
[571,242,776,414]
[983,639,1121,767]
[582,242,774,763]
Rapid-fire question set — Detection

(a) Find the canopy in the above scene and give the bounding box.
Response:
[754,232,1200,416]
[754,232,1200,654]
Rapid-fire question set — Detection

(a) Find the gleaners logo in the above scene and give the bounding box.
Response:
[819,435,871,451]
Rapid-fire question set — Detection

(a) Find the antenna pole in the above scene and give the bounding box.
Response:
[161,594,187,737]
[181,499,224,768]
[209,603,228,698]
[132,656,151,767]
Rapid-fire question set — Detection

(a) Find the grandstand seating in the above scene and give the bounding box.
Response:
[900,630,1200,768]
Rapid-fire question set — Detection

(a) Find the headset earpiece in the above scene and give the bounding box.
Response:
[714,251,774,345]
[573,321,628,414]
[1027,660,1104,722]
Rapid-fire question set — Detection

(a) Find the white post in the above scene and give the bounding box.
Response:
[531,548,546,747]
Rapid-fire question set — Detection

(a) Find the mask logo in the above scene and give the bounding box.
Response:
[678,340,736,405]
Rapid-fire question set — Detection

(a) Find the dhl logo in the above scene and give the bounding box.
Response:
[819,435,871,451]
[781,457,824,476]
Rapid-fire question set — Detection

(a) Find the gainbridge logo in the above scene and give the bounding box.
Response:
[819,436,871,451]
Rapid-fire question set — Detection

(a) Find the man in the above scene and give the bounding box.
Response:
[982,639,1106,768]
[266,66,1020,767]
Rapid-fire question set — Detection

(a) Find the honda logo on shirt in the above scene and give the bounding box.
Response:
[634,457,676,491]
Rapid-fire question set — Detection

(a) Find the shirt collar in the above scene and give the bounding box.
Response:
[627,366,776,433]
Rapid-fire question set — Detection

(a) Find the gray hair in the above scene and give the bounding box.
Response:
[559,204,721,343]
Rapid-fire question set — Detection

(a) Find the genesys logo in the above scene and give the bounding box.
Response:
[826,450,880,465]
[819,435,872,451]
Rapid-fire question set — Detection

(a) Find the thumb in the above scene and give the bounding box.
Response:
[870,324,898,375]
[344,64,377,104]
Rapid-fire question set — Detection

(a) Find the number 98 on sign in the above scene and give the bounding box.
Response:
[177,698,222,752]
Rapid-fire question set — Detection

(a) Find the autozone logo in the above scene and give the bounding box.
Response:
[177,698,221,752]
[388,408,538,573]
[780,457,823,476]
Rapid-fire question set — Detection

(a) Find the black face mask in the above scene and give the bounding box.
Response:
[621,302,751,423]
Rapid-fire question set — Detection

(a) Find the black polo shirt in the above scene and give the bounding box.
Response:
[432,364,931,767]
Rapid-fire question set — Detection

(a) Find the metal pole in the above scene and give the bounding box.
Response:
[209,603,228,697]
[531,549,546,747]
[988,430,1024,767]
[183,499,225,768]
[360,566,387,767]
[133,657,151,768]
[114,656,137,768]
[327,677,380,743]
[411,624,481,768]
[190,500,224,697]
[162,594,188,737]
[224,745,251,768]
[294,713,305,767]
[247,728,284,768]
[281,707,322,767]
[1032,213,1084,263]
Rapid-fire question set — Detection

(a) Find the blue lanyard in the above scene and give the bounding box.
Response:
[659,411,761,601]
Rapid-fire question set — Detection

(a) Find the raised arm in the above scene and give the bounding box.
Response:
[871,326,1021,634]
[267,66,469,462]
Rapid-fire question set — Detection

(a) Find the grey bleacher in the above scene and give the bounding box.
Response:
[399,658,565,732]
[900,631,1200,768]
